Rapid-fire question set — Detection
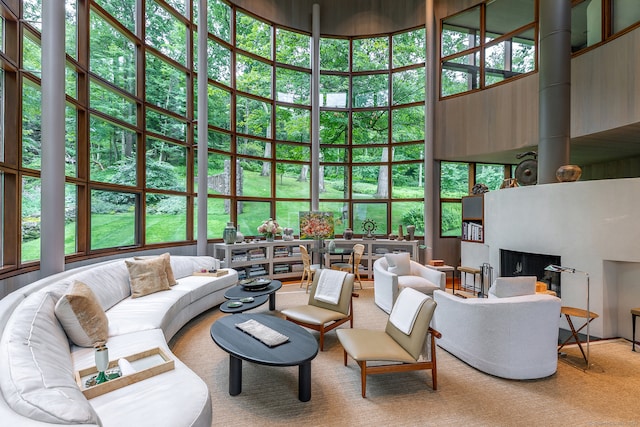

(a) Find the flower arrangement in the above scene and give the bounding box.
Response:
[299,211,335,239]
[257,218,283,240]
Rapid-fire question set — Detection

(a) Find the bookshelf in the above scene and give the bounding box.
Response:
[461,195,484,243]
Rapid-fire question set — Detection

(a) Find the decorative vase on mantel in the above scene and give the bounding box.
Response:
[406,225,416,241]
[265,234,275,242]
[343,228,353,240]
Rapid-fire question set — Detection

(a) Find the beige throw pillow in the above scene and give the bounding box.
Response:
[125,256,171,298]
[54,280,109,347]
[134,252,177,285]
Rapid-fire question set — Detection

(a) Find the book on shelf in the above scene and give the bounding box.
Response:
[290,263,304,272]
[273,246,290,257]
[462,221,483,241]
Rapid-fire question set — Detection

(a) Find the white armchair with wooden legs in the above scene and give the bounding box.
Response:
[337,287,440,398]
[283,269,355,351]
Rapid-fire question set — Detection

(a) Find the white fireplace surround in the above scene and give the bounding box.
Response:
[461,177,640,340]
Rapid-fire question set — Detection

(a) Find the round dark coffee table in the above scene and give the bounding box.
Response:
[210,313,319,402]
[224,280,282,310]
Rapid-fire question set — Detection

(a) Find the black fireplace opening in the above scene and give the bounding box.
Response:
[500,249,561,297]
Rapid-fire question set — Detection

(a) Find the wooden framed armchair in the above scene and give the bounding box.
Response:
[282,269,355,351]
[336,287,440,397]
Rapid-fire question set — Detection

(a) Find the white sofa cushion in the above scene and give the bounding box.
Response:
[385,252,411,275]
[72,261,132,311]
[398,275,439,294]
[0,289,100,424]
[489,276,536,298]
[55,280,109,347]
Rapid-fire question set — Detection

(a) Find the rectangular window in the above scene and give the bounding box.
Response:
[145,137,187,192]
[145,0,187,65]
[65,104,78,177]
[353,203,387,237]
[275,163,310,199]
[236,96,271,138]
[90,189,137,250]
[89,116,137,184]
[90,79,137,125]
[239,157,272,198]
[64,183,77,255]
[194,197,230,239]
[391,201,423,235]
[319,165,347,199]
[194,150,229,195]
[145,52,187,116]
[22,80,42,170]
[21,176,41,262]
[275,106,310,142]
[237,201,272,237]
[146,194,187,243]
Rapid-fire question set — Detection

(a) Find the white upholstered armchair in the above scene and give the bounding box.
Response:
[373,253,446,314]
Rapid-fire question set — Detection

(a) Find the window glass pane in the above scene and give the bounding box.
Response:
[476,163,505,190]
[440,162,469,198]
[572,0,602,52]
[393,28,426,68]
[441,54,480,96]
[208,39,231,86]
[64,183,77,255]
[512,33,535,73]
[145,137,186,192]
[236,95,271,138]
[275,163,310,198]
[94,0,135,33]
[195,150,229,195]
[441,201,462,237]
[275,143,310,161]
[392,201,424,234]
[90,189,136,250]
[352,110,388,144]
[23,0,42,31]
[275,201,308,235]
[484,30,535,87]
[352,165,388,199]
[352,74,388,107]
[146,52,187,116]
[276,29,311,68]
[320,111,348,144]
[315,202,347,235]
[392,163,424,198]
[352,146,384,163]
[65,104,77,177]
[146,194,186,243]
[276,67,310,105]
[23,32,41,74]
[146,108,187,141]
[392,105,425,142]
[207,0,231,42]
[321,148,347,165]
[239,158,272,197]
[65,0,77,58]
[163,0,186,16]
[194,197,230,239]
[197,81,231,130]
[237,201,272,237]
[21,176,41,262]
[65,65,78,99]
[392,68,424,105]
[392,143,424,162]
[320,74,348,108]
[612,0,640,33]
[90,10,136,94]
[236,54,272,98]
[89,116,137,184]
[486,0,534,40]
[22,81,42,170]
[353,37,389,71]
[276,106,310,142]
[353,202,387,236]
[320,38,349,71]
[237,137,269,159]
[236,12,271,59]
[196,128,231,151]
[441,6,480,57]
[319,165,347,199]
[90,79,137,125]
[146,0,187,65]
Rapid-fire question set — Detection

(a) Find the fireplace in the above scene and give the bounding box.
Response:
[500,249,561,297]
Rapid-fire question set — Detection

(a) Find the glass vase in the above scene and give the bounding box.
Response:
[223,222,237,244]
[95,345,109,384]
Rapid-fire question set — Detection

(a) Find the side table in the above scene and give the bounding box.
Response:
[426,264,455,290]
[558,306,599,364]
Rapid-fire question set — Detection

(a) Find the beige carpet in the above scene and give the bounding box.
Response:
[169,284,640,426]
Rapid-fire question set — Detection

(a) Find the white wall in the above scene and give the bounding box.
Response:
[472,178,640,339]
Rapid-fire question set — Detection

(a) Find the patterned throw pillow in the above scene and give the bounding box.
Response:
[54,280,109,347]
[125,256,171,298]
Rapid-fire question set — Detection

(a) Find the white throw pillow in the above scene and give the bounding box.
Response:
[385,252,411,276]
[489,276,536,298]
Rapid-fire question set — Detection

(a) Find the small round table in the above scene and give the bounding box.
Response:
[220,294,269,314]
[210,313,319,401]
[224,280,282,311]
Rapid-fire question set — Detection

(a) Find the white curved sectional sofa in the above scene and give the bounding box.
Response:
[433,276,562,380]
[0,255,237,427]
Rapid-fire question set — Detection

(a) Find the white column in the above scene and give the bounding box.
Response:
[424,0,435,262]
[197,0,209,255]
[41,0,66,275]
[311,3,320,211]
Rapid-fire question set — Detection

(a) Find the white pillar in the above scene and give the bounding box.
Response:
[41,0,66,275]
[197,0,209,255]
[424,0,435,262]
[311,3,320,211]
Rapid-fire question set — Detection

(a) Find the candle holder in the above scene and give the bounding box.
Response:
[95,344,109,384]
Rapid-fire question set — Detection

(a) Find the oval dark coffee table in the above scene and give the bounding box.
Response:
[219,294,269,314]
[210,313,319,401]
[224,280,282,311]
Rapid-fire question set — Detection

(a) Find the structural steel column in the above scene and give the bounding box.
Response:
[537,0,571,184]
[197,0,208,255]
[311,4,320,211]
[41,0,66,275]
[424,0,435,262]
